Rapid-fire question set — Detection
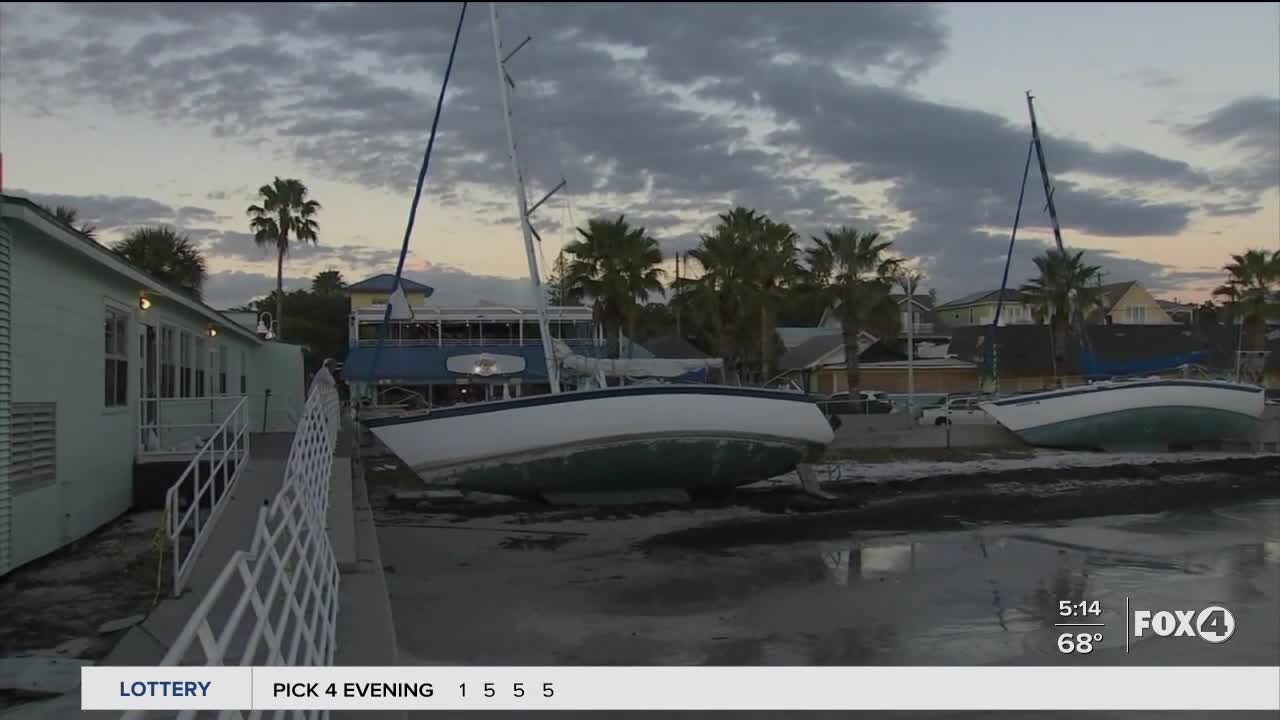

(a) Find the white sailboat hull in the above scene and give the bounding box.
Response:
[980,379,1265,450]
[362,385,835,496]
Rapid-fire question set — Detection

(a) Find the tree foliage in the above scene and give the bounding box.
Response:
[110,226,208,299]
[247,177,321,340]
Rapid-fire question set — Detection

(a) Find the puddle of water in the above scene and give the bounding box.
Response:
[799,498,1280,665]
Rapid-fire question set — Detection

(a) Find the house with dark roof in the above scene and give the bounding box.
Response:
[346,273,434,309]
[817,293,947,337]
[935,289,1033,327]
[778,331,978,395]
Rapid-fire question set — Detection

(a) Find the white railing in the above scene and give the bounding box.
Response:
[353,335,602,348]
[140,395,247,457]
[166,396,251,597]
[124,368,342,720]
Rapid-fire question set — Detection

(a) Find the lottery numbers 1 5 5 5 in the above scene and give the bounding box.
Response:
[458,682,555,699]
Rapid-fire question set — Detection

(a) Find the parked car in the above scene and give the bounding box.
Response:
[821,390,897,415]
[918,394,996,426]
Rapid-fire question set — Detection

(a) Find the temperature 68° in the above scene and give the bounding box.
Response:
[1058,632,1102,654]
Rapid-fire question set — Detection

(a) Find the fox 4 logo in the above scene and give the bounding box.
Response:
[1132,605,1236,643]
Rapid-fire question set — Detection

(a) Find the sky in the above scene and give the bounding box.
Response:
[1,2,1277,310]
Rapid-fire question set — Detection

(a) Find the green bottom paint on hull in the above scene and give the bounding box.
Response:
[415,434,828,497]
[1017,406,1260,451]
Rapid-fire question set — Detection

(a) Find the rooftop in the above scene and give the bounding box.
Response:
[347,273,435,295]
[936,288,1024,309]
[1,193,261,343]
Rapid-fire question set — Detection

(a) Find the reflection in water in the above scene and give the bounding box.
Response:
[819,541,918,585]
[800,501,1278,665]
[1031,550,1093,628]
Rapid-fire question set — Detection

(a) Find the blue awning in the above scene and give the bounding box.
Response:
[343,342,600,383]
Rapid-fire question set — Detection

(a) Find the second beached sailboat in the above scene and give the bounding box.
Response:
[979,93,1265,451]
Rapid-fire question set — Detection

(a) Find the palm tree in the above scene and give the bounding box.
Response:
[684,221,753,383]
[110,226,208,299]
[748,217,801,383]
[563,215,665,358]
[1019,248,1106,375]
[246,177,322,340]
[1214,249,1280,352]
[311,269,347,295]
[40,203,98,241]
[802,227,902,405]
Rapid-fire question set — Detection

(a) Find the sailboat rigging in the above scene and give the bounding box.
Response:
[1025,91,1089,354]
[978,92,1265,452]
[489,0,561,394]
[358,2,834,499]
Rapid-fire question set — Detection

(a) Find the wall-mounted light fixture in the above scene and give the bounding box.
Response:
[256,312,276,340]
[208,327,218,338]
[139,295,152,311]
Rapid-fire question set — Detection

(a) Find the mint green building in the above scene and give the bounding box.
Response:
[0,194,306,576]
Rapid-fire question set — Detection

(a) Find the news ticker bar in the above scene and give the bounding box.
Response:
[84,666,1280,711]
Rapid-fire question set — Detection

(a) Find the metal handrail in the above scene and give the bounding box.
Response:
[164,396,250,597]
[124,369,341,720]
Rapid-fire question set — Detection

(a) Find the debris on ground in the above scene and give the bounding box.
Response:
[96,615,146,636]
[0,510,163,661]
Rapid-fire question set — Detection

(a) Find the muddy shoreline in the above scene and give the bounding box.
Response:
[371,454,1280,549]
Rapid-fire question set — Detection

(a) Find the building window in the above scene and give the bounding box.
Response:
[194,336,207,396]
[240,349,248,395]
[1128,306,1146,324]
[160,326,177,398]
[180,331,193,397]
[218,345,228,395]
[104,307,129,407]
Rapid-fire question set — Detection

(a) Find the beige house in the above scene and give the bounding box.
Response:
[1095,281,1175,325]
[938,281,1173,327]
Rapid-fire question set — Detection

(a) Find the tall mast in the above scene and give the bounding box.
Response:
[1026,91,1087,347]
[1026,92,1066,255]
[489,2,561,393]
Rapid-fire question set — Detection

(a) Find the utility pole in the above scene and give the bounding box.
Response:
[675,252,682,338]
[897,269,922,417]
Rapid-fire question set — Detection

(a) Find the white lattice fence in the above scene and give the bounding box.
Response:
[124,368,342,720]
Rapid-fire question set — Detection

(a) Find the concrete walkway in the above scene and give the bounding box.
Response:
[94,425,398,671]
[99,432,301,667]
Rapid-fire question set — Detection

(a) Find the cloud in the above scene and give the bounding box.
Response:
[203,269,307,309]
[1178,96,1280,193]
[201,263,539,310]
[1,3,1271,303]
[199,230,402,268]
[10,188,222,232]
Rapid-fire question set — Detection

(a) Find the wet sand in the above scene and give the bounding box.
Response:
[367,451,1280,717]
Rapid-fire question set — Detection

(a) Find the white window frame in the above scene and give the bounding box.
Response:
[218,344,229,395]
[104,303,130,409]
[194,336,207,397]
[160,325,177,399]
[179,330,193,398]
[240,349,248,395]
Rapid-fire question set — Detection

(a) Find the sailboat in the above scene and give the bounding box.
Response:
[977,93,1266,451]
[360,3,833,498]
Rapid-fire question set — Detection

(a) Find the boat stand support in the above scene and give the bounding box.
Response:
[798,463,836,500]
